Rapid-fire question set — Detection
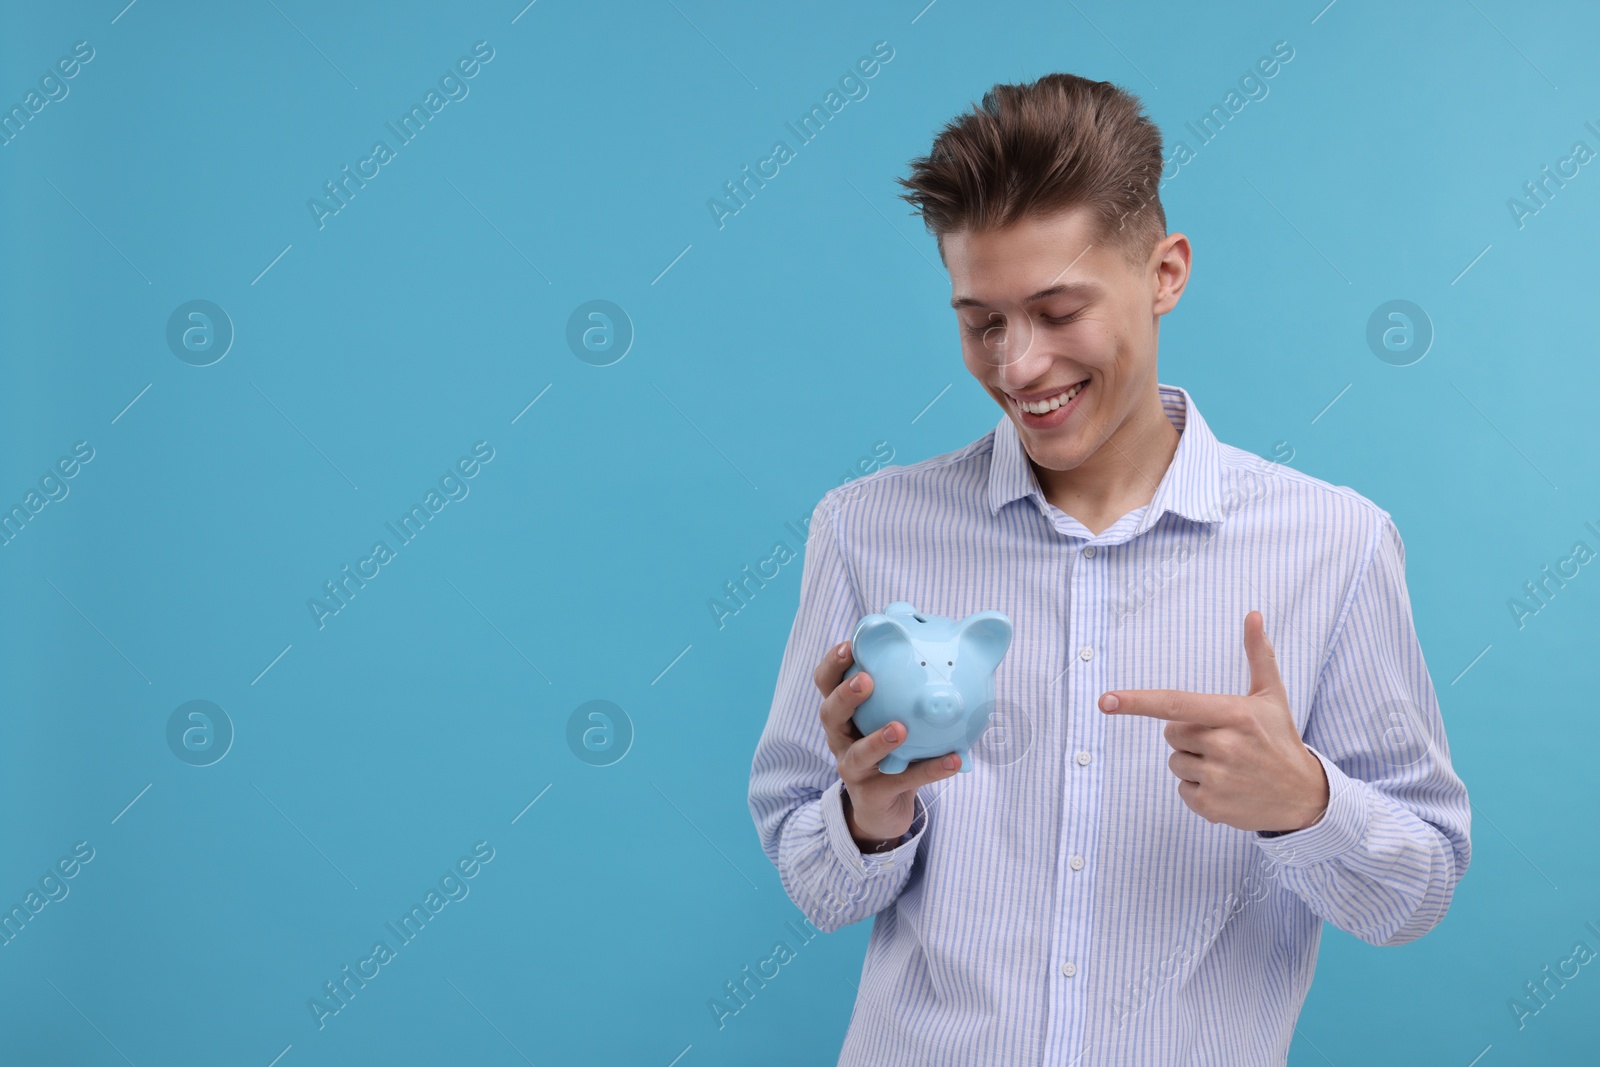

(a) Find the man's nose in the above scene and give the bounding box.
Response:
[990,315,1054,388]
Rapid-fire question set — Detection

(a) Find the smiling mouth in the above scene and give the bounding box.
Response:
[1012,379,1088,415]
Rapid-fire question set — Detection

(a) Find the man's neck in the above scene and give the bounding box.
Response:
[1032,389,1182,537]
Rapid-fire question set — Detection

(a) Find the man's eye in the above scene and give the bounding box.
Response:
[962,312,1081,335]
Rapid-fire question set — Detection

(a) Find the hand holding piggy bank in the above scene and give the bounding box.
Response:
[845,601,1013,774]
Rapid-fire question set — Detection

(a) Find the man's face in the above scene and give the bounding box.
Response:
[943,205,1187,474]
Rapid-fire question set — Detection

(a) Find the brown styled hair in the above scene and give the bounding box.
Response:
[896,73,1166,270]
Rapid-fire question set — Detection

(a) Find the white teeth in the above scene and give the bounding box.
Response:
[1017,381,1085,414]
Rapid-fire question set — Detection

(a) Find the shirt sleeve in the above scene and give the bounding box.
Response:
[1250,510,1472,947]
[747,490,932,934]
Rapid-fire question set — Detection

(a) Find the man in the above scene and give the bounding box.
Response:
[747,73,1471,1065]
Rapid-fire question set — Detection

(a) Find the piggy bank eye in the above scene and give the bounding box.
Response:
[920,660,925,666]
[946,660,952,665]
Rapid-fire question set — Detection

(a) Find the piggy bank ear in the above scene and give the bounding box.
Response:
[852,614,914,669]
[957,611,1012,671]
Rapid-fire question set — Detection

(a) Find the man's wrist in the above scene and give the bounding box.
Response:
[1259,749,1332,835]
[843,790,907,852]
[1295,746,1331,829]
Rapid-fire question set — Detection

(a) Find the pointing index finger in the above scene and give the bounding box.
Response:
[1100,689,1237,727]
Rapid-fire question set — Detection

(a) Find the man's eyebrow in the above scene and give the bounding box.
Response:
[950,281,1100,310]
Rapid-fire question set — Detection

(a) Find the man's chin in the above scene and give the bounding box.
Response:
[1017,434,1091,472]
[1014,413,1083,447]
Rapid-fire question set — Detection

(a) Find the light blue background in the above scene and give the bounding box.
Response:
[2,1,1596,1063]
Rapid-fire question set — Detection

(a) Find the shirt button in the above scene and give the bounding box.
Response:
[1082,545,1097,558]
[1061,961,1078,977]
[1078,646,1094,661]
[1069,855,1085,871]
[1076,751,1092,766]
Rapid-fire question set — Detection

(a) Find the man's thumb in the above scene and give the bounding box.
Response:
[1245,610,1285,695]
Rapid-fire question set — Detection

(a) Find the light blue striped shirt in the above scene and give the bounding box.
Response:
[748,383,1472,1066]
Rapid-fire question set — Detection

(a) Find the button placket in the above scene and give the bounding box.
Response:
[1051,542,1104,1039]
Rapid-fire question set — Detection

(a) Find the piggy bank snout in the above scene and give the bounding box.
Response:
[915,686,965,727]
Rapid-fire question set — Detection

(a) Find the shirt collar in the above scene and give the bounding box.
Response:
[986,382,1229,527]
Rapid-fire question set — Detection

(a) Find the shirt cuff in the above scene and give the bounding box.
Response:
[1252,744,1369,867]
[821,777,929,877]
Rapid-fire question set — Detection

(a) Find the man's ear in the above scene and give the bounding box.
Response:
[956,611,1012,672]
[1152,231,1191,317]
[852,615,915,670]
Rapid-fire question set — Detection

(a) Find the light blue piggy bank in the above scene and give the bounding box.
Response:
[844,601,1013,774]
